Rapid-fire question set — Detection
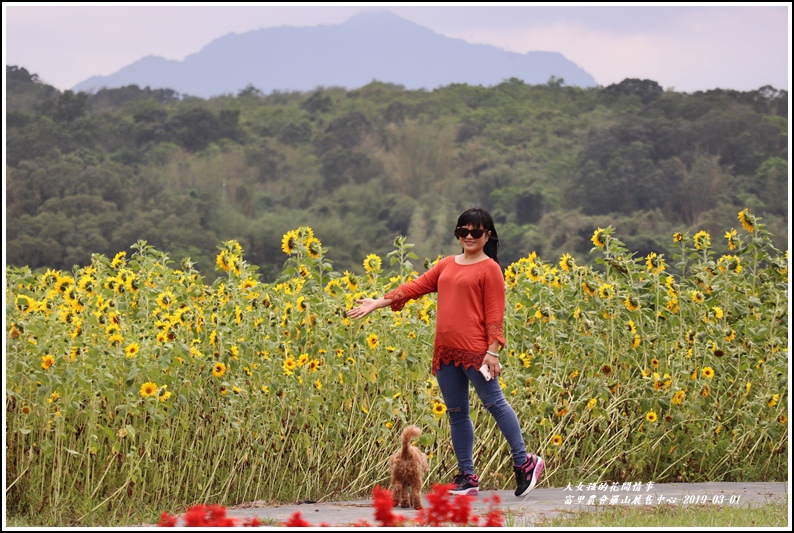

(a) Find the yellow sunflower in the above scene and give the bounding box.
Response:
[582,280,596,297]
[108,334,123,347]
[343,271,359,291]
[41,355,55,370]
[724,229,738,250]
[559,253,575,272]
[15,294,32,313]
[140,382,158,397]
[325,279,343,297]
[156,290,175,309]
[645,411,658,423]
[111,251,127,269]
[125,343,140,359]
[691,291,705,304]
[693,230,711,250]
[216,250,230,272]
[645,252,665,274]
[738,209,755,233]
[624,294,641,312]
[213,362,226,378]
[718,255,743,274]
[281,230,299,255]
[240,278,258,291]
[598,283,615,299]
[306,237,323,258]
[551,434,563,446]
[366,334,379,350]
[432,401,447,417]
[591,228,607,248]
[528,263,542,282]
[363,253,382,273]
[671,390,685,405]
[55,275,74,294]
[40,269,59,288]
[702,367,715,379]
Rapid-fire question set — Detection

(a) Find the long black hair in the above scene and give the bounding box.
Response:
[455,207,499,266]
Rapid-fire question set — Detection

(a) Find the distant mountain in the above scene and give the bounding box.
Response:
[73,10,598,98]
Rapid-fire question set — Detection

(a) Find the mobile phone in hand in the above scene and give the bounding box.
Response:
[479,363,492,381]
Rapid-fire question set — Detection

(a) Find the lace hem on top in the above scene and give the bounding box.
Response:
[432,346,485,375]
[384,288,409,312]
[487,323,506,348]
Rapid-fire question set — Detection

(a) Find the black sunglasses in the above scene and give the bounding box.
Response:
[454,227,488,239]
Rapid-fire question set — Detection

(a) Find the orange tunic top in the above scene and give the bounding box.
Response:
[384,255,506,375]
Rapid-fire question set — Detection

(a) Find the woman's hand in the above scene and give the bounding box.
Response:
[347,298,381,319]
[483,353,502,379]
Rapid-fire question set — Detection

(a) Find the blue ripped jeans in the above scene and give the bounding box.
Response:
[435,361,528,475]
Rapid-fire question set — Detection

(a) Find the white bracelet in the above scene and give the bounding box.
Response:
[486,350,499,358]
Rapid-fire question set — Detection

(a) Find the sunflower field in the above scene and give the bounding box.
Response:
[5,208,788,526]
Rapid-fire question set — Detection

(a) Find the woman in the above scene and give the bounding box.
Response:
[347,207,544,497]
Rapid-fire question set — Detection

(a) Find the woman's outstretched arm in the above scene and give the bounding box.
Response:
[347,297,393,319]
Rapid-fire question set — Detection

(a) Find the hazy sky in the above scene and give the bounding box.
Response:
[3,3,791,94]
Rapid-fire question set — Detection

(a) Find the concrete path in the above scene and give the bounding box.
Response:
[203,481,788,527]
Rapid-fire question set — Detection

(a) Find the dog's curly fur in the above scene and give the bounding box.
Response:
[389,425,429,510]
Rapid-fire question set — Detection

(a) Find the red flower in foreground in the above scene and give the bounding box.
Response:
[417,483,455,526]
[158,504,261,527]
[284,511,312,527]
[372,485,407,527]
[482,493,505,527]
[161,485,504,528]
[449,492,475,525]
[158,512,178,527]
[184,504,237,527]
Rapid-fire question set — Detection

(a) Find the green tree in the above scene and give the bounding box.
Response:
[750,157,788,216]
[602,78,664,105]
[168,107,220,151]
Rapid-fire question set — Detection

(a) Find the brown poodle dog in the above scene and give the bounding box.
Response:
[389,424,429,510]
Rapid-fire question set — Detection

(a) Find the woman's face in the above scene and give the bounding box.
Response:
[455,224,490,254]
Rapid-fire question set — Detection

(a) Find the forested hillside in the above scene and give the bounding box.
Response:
[6,65,788,281]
